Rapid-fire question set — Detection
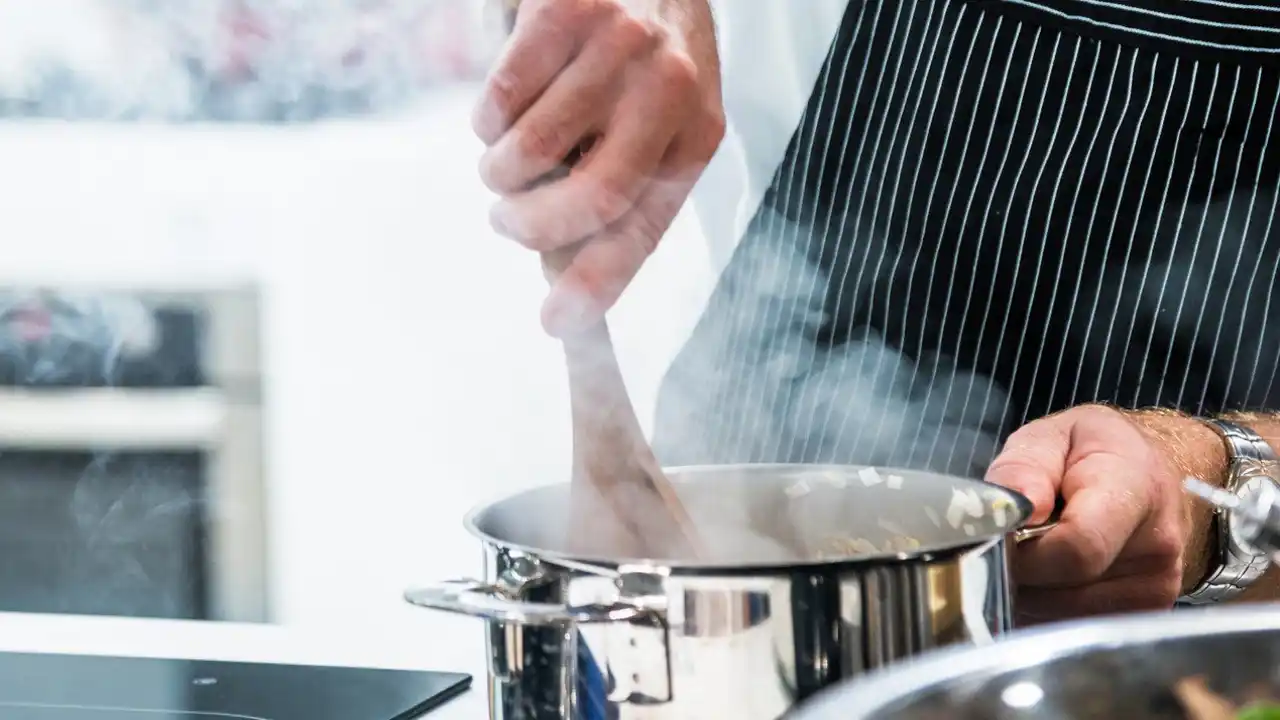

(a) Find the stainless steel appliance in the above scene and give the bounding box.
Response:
[792,605,1280,719]
[0,285,267,622]
[405,464,1039,720]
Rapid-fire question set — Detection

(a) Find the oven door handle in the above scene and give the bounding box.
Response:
[0,388,229,448]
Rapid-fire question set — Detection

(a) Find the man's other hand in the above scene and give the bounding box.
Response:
[985,405,1228,625]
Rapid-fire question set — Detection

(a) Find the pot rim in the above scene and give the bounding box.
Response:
[797,605,1280,719]
[459,462,1035,574]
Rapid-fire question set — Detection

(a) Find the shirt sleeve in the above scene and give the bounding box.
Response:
[690,0,848,273]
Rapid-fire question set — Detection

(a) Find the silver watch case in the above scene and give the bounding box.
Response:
[1180,419,1280,605]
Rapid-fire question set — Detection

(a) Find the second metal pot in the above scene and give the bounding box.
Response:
[406,463,1040,719]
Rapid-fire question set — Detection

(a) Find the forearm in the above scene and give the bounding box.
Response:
[1127,408,1280,602]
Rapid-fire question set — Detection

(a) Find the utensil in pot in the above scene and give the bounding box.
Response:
[406,464,1050,719]
[790,604,1280,720]
[541,250,707,560]
[490,0,706,559]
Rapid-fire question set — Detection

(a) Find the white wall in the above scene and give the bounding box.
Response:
[0,85,718,631]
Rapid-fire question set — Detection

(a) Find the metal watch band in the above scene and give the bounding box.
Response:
[1179,418,1279,605]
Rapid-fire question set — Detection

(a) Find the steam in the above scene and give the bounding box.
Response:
[0,290,155,386]
[66,453,206,618]
[654,211,1010,478]
[0,291,206,619]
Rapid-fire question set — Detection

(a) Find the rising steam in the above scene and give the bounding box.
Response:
[654,211,1010,478]
[0,291,205,619]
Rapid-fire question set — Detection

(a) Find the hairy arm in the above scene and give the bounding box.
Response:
[1127,408,1280,602]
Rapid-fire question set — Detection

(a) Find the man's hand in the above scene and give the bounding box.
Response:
[985,405,1229,625]
[475,0,724,336]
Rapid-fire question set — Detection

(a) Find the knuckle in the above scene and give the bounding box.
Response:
[681,110,726,165]
[1068,523,1114,579]
[653,48,698,90]
[610,15,662,54]
[701,109,727,149]
[484,71,521,122]
[594,0,625,21]
[1003,419,1055,448]
[515,123,567,162]
[1065,403,1125,425]
[534,0,585,32]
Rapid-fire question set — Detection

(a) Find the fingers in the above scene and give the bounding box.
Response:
[986,405,1190,622]
[479,20,660,194]
[985,414,1072,525]
[1013,448,1148,587]
[1018,413,1154,587]
[472,0,604,144]
[540,160,694,336]
[994,407,1159,588]
[490,57,691,249]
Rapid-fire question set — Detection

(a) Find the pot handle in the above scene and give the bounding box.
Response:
[1012,495,1065,544]
[406,579,676,705]
[404,579,656,625]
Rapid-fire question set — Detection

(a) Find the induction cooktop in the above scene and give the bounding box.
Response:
[0,651,471,719]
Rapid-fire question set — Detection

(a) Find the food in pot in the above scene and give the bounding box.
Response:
[1174,675,1280,719]
[814,535,922,559]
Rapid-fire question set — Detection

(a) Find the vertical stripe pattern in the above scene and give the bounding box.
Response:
[653,0,1280,478]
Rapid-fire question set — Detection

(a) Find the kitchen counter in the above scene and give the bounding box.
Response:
[0,610,489,719]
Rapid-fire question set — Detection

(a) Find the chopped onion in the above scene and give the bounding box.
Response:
[785,480,811,498]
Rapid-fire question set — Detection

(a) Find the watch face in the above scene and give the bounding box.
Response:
[1229,476,1279,557]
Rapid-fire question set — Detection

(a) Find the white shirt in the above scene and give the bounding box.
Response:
[692,0,849,271]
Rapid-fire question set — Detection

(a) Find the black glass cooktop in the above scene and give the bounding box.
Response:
[0,652,471,719]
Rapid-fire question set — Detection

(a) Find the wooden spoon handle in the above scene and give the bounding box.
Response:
[493,0,704,556]
[542,250,705,558]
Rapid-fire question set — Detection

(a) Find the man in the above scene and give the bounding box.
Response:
[474,0,1280,623]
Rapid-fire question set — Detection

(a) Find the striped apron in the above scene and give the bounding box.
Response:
[653,0,1280,478]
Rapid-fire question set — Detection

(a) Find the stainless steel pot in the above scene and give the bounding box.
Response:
[405,464,1043,719]
[791,605,1280,719]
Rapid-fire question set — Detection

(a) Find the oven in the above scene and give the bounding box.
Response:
[0,285,267,623]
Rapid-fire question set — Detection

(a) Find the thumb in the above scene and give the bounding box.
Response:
[985,414,1072,525]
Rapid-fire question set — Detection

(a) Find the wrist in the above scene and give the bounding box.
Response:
[1121,407,1230,594]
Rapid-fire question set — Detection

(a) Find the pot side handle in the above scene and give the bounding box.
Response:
[406,579,677,706]
[404,579,655,625]
[1012,495,1065,544]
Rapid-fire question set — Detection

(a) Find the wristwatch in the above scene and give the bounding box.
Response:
[1179,418,1280,605]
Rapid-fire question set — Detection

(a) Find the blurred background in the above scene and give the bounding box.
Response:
[0,0,715,632]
